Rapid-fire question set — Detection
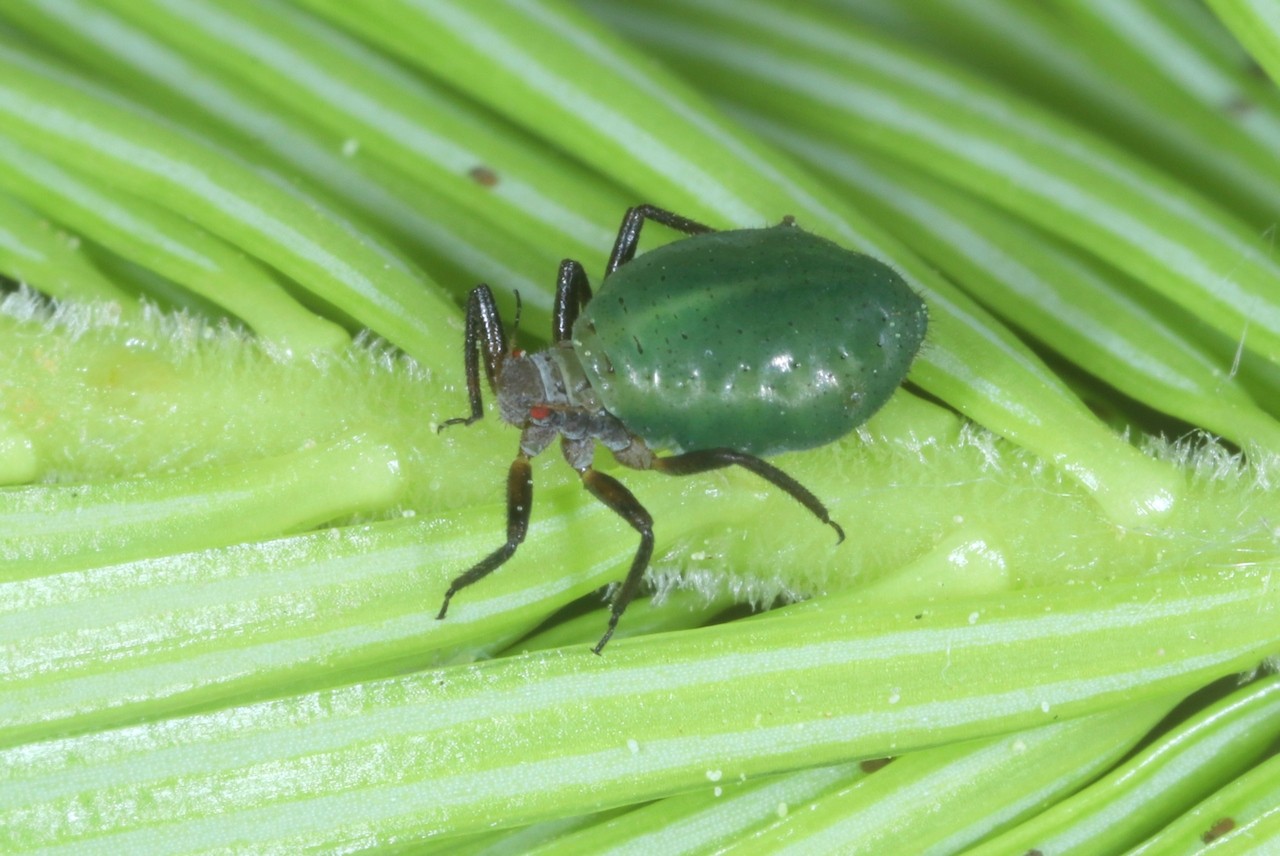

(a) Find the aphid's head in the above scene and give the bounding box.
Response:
[490,290,550,428]
[495,350,548,428]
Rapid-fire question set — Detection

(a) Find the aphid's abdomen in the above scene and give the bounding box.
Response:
[573,225,927,456]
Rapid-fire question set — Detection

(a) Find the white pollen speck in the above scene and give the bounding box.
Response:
[1041,701,1051,714]
[713,786,723,797]
[341,138,360,157]
[706,769,723,782]
[968,611,980,625]
[627,739,640,754]
[776,802,789,819]
[888,688,901,704]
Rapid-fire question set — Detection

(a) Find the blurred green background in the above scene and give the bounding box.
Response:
[1,1,1279,852]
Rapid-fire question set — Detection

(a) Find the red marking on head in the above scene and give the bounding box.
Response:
[529,405,552,420]
[511,348,525,358]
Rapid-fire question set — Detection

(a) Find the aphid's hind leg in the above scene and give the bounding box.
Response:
[607,205,714,275]
[553,259,592,344]
[437,454,534,619]
[652,449,845,543]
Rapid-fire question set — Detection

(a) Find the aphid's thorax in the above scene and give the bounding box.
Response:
[545,343,601,411]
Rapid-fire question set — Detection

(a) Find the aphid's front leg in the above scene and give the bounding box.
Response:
[606,204,714,274]
[564,436,654,654]
[552,259,592,344]
[440,284,508,430]
[436,453,534,619]
[653,449,845,543]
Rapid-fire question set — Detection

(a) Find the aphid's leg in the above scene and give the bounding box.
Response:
[436,453,534,619]
[439,284,508,430]
[582,469,655,655]
[652,449,845,543]
[552,259,593,343]
[564,436,654,654]
[606,204,715,275]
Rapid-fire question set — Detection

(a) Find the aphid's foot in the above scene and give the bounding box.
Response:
[436,592,454,620]
[437,415,479,433]
[829,519,846,544]
[592,622,618,655]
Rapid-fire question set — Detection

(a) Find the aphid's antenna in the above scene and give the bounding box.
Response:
[508,290,523,352]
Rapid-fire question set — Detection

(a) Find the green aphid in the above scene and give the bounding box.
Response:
[439,205,927,652]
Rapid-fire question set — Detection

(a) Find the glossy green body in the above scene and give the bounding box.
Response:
[572,223,927,456]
